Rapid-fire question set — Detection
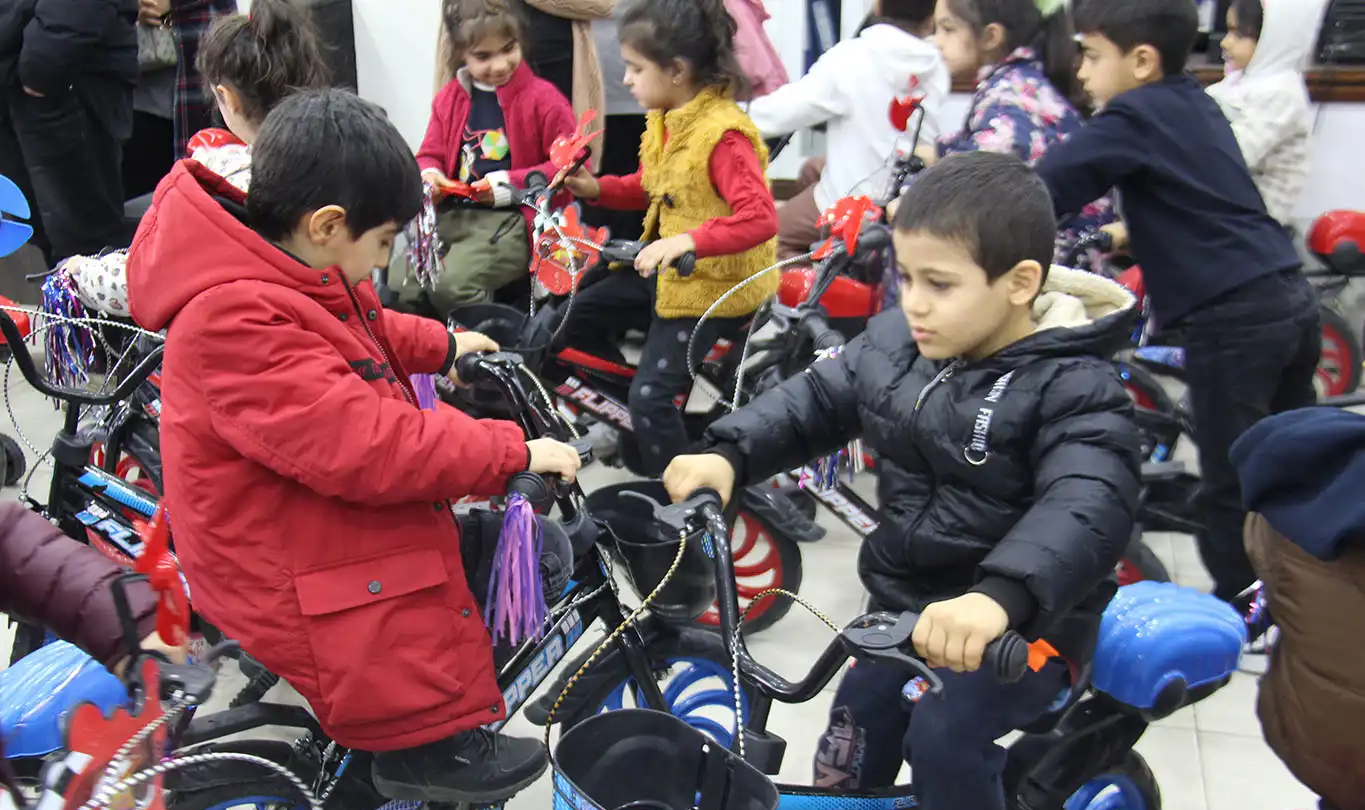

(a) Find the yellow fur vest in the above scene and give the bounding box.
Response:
[640,86,778,319]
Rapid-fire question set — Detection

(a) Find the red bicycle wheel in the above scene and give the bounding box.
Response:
[694,509,803,634]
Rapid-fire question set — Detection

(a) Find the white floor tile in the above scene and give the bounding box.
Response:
[1135,724,1208,810]
[1193,672,1263,737]
[1199,730,1317,810]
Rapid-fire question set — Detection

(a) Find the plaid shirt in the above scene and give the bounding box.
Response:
[171,0,238,157]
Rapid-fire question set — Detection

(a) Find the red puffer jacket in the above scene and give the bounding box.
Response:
[126,161,530,751]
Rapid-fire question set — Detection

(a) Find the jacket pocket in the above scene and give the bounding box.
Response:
[295,548,465,729]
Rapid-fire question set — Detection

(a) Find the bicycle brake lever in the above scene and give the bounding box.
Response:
[840,612,945,696]
[618,490,699,534]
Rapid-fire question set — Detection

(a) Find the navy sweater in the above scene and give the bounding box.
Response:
[1035,74,1300,324]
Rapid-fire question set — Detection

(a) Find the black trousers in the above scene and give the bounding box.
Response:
[0,87,126,265]
[558,271,745,476]
[815,657,1068,809]
[1175,269,1321,600]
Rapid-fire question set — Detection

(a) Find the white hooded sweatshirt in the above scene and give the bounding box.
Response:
[1206,0,1326,224]
[744,23,949,211]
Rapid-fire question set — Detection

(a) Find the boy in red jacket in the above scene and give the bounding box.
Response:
[126,89,581,803]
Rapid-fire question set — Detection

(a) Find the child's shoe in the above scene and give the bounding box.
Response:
[370,728,549,803]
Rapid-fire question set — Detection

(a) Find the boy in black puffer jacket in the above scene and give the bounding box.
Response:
[664,151,1143,810]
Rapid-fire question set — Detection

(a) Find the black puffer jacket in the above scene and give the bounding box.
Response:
[0,0,137,120]
[707,267,1143,661]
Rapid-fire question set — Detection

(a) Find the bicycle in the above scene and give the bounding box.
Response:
[614,486,1250,810]
[102,348,777,810]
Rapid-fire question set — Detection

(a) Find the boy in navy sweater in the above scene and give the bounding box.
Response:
[1034,0,1320,603]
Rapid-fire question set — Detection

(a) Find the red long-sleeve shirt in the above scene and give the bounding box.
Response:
[595,131,778,259]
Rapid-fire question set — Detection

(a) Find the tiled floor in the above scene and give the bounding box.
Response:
[0,363,1322,810]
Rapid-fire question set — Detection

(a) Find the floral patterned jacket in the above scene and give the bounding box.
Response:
[935,47,1114,270]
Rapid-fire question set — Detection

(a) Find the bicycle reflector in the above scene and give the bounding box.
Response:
[0,174,34,259]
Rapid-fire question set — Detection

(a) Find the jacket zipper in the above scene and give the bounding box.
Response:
[341,277,417,407]
[897,359,962,575]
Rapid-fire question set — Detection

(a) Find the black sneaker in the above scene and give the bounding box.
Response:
[371,728,549,803]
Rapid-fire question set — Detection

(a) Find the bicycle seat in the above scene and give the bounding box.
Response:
[0,641,128,758]
[1091,581,1245,720]
[1141,460,1186,481]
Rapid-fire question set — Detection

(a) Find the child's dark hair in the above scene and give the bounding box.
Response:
[443,0,523,74]
[248,89,423,243]
[198,0,331,127]
[1228,0,1263,39]
[945,0,1077,103]
[619,0,750,98]
[1073,0,1200,75]
[893,151,1055,282]
[864,0,937,32]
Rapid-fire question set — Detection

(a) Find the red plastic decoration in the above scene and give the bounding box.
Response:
[1307,209,1365,257]
[812,195,880,260]
[59,658,169,810]
[888,76,926,133]
[550,109,602,172]
[530,204,608,295]
[133,506,189,648]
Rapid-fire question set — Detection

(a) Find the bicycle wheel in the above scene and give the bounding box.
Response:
[1317,306,1361,398]
[1117,363,1183,462]
[1062,751,1162,810]
[554,627,756,751]
[692,507,803,634]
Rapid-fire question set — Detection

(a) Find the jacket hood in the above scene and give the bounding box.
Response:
[858,24,944,84]
[127,160,353,331]
[1232,407,1365,560]
[994,265,1138,363]
[1244,0,1327,78]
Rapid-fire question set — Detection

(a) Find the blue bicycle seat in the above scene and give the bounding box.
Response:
[0,640,128,758]
[1091,581,1245,719]
[0,174,35,259]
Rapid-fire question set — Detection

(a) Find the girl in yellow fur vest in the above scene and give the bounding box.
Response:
[561,0,779,477]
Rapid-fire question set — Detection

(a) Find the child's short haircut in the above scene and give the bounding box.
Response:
[247,89,423,242]
[893,151,1055,281]
[875,0,937,29]
[1073,0,1200,76]
[198,0,331,126]
[443,0,523,73]
[1229,0,1264,39]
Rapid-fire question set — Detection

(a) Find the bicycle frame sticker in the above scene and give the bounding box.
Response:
[554,377,633,432]
[494,606,586,728]
[78,468,158,518]
[74,502,144,562]
[781,469,879,537]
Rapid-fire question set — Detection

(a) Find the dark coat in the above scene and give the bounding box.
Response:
[0,501,156,669]
[706,267,1143,660]
[0,0,137,137]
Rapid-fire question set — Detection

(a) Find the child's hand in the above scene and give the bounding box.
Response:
[910,592,1010,673]
[663,453,736,507]
[113,630,188,678]
[1099,222,1129,251]
[526,437,582,482]
[446,331,500,385]
[422,168,451,189]
[562,166,601,200]
[636,234,696,278]
[471,179,495,205]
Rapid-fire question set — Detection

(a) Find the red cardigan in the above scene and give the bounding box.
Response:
[417,62,575,225]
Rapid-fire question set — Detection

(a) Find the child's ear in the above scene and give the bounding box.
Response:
[668,57,691,86]
[1130,44,1162,82]
[1004,259,1044,305]
[306,205,349,245]
[214,84,240,118]
[980,22,1006,56]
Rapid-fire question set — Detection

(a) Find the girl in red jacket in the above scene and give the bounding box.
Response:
[395,0,576,316]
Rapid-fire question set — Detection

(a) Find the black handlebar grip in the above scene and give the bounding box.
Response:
[523,171,549,195]
[982,631,1030,683]
[454,352,489,385]
[674,252,697,277]
[812,327,846,352]
[506,470,554,512]
[855,225,892,255]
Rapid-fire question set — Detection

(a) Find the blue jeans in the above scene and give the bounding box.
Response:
[814,657,1068,810]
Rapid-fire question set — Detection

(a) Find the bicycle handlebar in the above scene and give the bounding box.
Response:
[597,240,696,277]
[0,309,164,406]
[653,490,1030,702]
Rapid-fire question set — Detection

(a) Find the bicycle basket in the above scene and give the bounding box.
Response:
[552,709,777,810]
[585,482,716,623]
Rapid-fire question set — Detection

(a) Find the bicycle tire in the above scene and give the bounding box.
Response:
[1318,306,1362,397]
[1056,751,1162,810]
[553,627,758,745]
[692,507,804,635]
[0,432,24,486]
[165,740,380,810]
